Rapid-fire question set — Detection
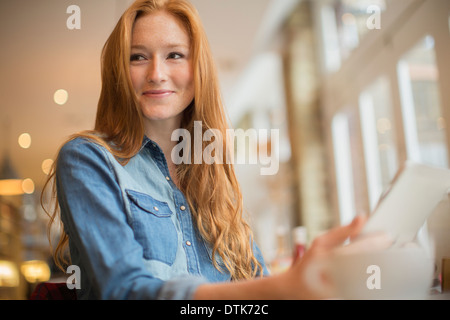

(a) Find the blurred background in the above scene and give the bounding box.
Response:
[0,0,449,299]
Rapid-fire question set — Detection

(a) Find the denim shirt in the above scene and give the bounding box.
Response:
[56,136,268,300]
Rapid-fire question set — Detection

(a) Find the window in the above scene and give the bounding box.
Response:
[336,0,387,57]
[359,76,398,210]
[332,112,356,224]
[319,0,387,73]
[397,35,448,168]
[320,3,342,72]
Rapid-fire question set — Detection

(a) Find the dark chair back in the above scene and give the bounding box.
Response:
[30,282,77,300]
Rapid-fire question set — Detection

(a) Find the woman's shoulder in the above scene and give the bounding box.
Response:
[58,132,112,160]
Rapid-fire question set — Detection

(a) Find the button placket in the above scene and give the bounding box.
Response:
[144,137,201,274]
[176,197,200,274]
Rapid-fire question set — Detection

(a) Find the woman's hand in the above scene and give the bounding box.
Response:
[194,215,393,300]
[280,215,393,299]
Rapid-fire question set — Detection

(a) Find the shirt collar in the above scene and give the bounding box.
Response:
[140,135,163,154]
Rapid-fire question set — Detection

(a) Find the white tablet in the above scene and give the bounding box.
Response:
[361,161,450,245]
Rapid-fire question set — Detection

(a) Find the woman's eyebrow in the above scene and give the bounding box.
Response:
[130,43,189,51]
[130,44,147,51]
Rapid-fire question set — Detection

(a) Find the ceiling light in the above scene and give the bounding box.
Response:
[22,178,35,194]
[20,260,51,284]
[54,89,69,105]
[18,133,31,149]
[41,159,54,175]
[0,261,20,287]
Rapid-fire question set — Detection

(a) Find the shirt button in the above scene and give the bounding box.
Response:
[186,241,192,246]
[165,176,170,181]
[153,206,159,211]
[180,205,186,211]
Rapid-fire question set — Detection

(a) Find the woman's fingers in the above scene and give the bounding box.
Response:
[334,232,394,255]
[291,215,393,299]
[348,214,369,240]
[310,215,369,253]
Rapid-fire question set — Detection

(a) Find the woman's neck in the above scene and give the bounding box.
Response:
[144,117,182,185]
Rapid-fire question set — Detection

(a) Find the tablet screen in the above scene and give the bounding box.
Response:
[361,161,450,245]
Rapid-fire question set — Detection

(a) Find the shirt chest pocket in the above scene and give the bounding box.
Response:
[126,189,177,265]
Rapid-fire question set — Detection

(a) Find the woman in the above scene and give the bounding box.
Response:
[44,0,386,300]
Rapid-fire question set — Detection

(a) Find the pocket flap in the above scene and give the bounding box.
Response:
[126,189,172,217]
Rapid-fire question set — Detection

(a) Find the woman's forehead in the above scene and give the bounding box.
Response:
[132,11,190,46]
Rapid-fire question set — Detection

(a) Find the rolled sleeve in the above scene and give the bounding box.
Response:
[157,275,209,300]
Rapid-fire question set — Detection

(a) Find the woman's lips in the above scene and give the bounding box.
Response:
[142,90,174,98]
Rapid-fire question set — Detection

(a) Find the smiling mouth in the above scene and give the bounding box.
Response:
[143,90,174,98]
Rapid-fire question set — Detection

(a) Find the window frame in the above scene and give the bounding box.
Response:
[318,0,450,222]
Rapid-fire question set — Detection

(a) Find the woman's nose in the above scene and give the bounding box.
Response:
[147,58,166,83]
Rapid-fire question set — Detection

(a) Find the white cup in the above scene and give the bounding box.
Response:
[306,246,434,300]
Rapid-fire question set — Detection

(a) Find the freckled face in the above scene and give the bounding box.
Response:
[129,11,194,128]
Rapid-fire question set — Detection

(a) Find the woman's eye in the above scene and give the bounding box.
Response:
[130,54,146,62]
[168,52,184,59]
